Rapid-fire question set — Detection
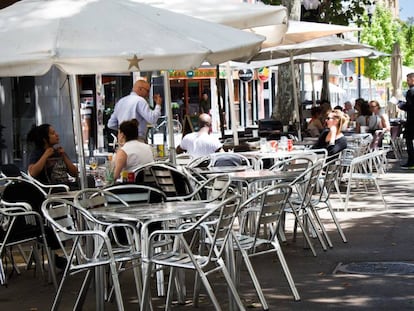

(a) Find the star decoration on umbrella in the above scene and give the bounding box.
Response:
[127,54,143,70]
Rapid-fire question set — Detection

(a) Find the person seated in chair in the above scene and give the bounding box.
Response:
[176,113,223,157]
[312,109,348,157]
[113,119,154,180]
[27,124,79,190]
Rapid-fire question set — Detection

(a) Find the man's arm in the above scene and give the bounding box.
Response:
[137,96,162,124]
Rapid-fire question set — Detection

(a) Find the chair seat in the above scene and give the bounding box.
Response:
[150,251,209,269]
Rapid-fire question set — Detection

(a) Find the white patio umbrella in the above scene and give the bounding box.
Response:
[0,0,265,188]
[140,0,288,48]
[250,36,366,140]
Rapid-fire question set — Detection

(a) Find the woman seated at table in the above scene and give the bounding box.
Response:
[312,109,348,157]
[27,124,79,190]
[113,119,153,180]
[367,100,390,132]
[355,101,372,133]
[306,106,324,137]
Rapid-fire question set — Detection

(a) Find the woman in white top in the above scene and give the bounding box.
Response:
[113,119,154,179]
[368,100,390,132]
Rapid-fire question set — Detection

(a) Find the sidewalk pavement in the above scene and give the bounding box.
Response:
[1,158,414,310]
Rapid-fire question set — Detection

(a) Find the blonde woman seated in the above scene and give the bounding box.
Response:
[312,109,348,157]
[113,119,153,180]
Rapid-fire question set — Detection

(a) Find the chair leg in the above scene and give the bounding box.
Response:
[239,248,269,310]
[165,267,176,311]
[217,258,246,311]
[288,205,317,256]
[326,201,347,243]
[309,206,333,248]
[271,240,301,301]
[108,261,125,311]
[141,261,154,311]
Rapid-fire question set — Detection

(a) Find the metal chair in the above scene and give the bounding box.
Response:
[0,177,58,287]
[285,160,326,256]
[341,151,387,212]
[0,164,70,194]
[310,158,347,246]
[148,163,195,198]
[0,195,55,287]
[41,197,142,311]
[233,184,300,304]
[104,184,167,204]
[140,195,245,311]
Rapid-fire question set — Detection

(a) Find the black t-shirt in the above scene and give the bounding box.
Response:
[312,128,348,156]
[28,149,70,185]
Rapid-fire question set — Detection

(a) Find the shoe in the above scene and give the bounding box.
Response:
[400,163,414,170]
[54,254,67,270]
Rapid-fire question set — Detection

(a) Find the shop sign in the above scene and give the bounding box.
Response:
[258,67,269,82]
[238,69,254,82]
[168,68,217,79]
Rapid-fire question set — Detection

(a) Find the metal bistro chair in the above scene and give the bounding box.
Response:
[0,191,56,287]
[285,160,326,256]
[41,197,142,311]
[232,184,301,306]
[310,158,348,247]
[140,195,245,311]
[0,177,58,287]
[104,184,167,205]
[341,151,387,212]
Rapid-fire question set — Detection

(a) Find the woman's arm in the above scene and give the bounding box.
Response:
[113,149,127,180]
[28,147,55,177]
[56,146,78,177]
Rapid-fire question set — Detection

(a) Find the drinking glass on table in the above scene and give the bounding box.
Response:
[89,157,98,170]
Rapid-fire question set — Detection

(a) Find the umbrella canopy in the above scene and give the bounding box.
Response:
[0,0,265,188]
[283,21,360,44]
[0,0,265,76]
[140,0,288,48]
[251,36,368,62]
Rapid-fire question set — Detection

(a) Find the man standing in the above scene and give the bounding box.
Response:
[107,79,162,142]
[392,73,414,169]
[176,113,222,157]
[199,91,210,114]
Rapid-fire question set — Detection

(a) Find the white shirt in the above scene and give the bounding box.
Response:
[180,131,222,157]
[119,140,154,171]
[107,92,161,139]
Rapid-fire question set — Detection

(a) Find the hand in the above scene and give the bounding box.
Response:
[55,146,65,156]
[44,147,55,158]
[153,93,162,106]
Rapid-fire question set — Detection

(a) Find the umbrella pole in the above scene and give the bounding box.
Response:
[290,53,302,141]
[69,74,87,189]
[310,59,316,106]
[163,71,176,164]
[226,62,239,146]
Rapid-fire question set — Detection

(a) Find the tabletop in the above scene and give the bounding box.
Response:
[90,200,220,223]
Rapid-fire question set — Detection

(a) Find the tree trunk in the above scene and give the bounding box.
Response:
[273,0,301,127]
[321,61,330,102]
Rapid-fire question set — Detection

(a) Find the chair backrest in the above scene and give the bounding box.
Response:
[203,194,241,260]
[317,158,341,203]
[41,198,113,266]
[239,184,292,245]
[179,174,231,202]
[104,184,166,204]
[74,188,129,210]
[290,160,324,207]
[149,163,194,197]
[270,156,314,173]
[0,177,47,215]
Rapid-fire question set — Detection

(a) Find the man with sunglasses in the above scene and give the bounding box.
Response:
[108,79,162,142]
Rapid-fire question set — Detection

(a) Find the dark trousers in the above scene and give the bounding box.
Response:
[405,132,414,164]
